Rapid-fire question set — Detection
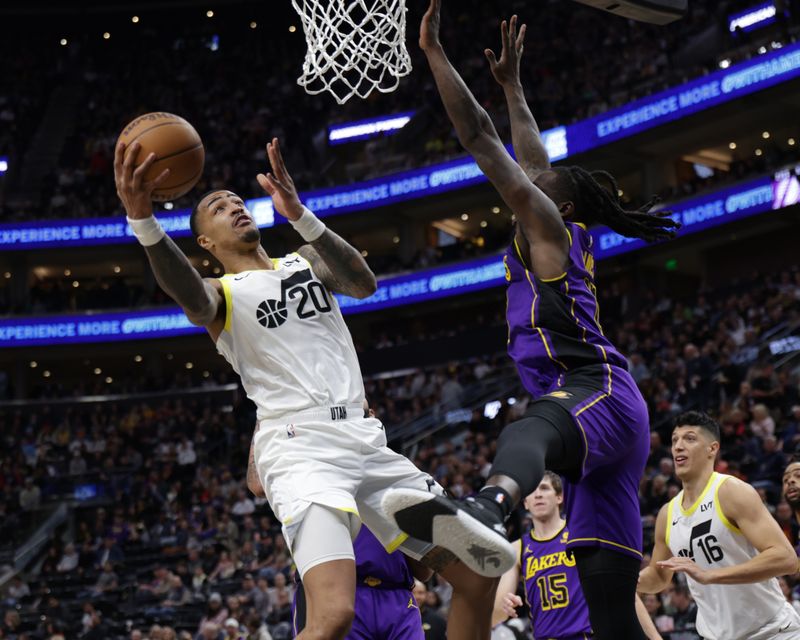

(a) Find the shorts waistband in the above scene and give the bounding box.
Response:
[259,403,365,428]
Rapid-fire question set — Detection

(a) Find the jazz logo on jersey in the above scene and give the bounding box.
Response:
[286,423,296,439]
[256,269,332,329]
[677,519,725,564]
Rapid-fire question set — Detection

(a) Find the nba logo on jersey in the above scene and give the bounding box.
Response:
[286,423,296,438]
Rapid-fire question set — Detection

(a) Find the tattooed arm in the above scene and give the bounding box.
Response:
[114,140,223,329]
[296,234,377,299]
[247,424,266,498]
[256,137,377,300]
[142,238,223,326]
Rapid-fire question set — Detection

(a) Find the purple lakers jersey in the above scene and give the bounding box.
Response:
[505,222,628,397]
[521,525,592,639]
[356,527,414,589]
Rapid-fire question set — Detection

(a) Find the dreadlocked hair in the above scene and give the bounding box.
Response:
[550,166,681,243]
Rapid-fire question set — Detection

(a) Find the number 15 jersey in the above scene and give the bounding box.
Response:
[215,253,365,421]
[666,472,785,640]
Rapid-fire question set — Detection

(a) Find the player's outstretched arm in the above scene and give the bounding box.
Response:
[420,0,568,278]
[491,539,522,627]
[658,478,798,584]
[485,16,550,181]
[115,141,222,327]
[638,504,674,594]
[257,138,377,299]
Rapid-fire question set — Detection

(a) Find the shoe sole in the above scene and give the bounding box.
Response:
[381,488,516,577]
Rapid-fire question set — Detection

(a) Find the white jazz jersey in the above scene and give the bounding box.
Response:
[666,472,797,640]
[215,253,365,420]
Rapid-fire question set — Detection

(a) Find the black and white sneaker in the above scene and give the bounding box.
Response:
[381,489,516,577]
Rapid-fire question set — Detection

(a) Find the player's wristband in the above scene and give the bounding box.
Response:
[127,216,166,247]
[290,206,326,242]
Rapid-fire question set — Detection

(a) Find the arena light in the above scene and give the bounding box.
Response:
[719,59,731,69]
[0,156,7,174]
[328,111,414,145]
[131,16,139,23]
[728,2,778,33]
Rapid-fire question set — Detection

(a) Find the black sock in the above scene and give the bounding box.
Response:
[474,486,514,522]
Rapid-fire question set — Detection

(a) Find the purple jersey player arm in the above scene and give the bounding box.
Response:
[486,16,551,182]
[420,0,569,281]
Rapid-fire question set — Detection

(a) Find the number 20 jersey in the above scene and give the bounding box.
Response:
[215,253,365,421]
[666,472,785,640]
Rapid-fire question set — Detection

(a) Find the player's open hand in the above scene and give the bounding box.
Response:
[500,592,523,618]
[485,15,526,88]
[257,137,304,222]
[114,141,171,220]
[419,0,442,52]
[657,557,715,585]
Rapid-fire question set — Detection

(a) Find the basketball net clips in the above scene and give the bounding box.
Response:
[291,0,412,104]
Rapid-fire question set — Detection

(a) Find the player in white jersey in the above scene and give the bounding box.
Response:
[638,411,799,640]
[114,138,499,640]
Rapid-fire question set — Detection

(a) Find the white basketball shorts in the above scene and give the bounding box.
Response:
[253,403,443,562]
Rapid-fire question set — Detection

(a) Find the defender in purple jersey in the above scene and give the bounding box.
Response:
[492,473,661,640]
[493,473,592,640]
[382,3,680,640]
[293,527,424,640]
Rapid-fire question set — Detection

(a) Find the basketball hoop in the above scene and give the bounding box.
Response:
[291,0,412,104]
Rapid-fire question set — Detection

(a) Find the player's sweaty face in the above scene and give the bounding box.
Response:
[782,464,800,504]
[671,426,711,477]
[202,191,259,244]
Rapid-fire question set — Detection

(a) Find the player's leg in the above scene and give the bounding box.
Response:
[434,553,499,640]
[356,437,500,640]
[573,548,647,640]
[291,504,357,640]
[382,400,584,576]
[560,370,651,640]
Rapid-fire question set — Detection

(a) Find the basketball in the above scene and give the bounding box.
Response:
[116,112,204,202]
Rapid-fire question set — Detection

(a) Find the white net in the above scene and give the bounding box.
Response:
[291,0,412,104]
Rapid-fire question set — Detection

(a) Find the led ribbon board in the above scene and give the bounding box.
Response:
[2,42,799,252]
[1,174,791,347]
[0,308,202,347]
[328,112,415,145]
[728,2,778,33]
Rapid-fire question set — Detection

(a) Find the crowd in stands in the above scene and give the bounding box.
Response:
[0,259,798,638]
[1,0,798,224]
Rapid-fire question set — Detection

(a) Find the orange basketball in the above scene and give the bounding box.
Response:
[117,112,204,202]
